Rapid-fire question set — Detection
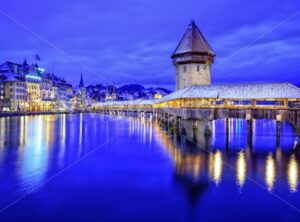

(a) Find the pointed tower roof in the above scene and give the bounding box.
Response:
[79,72,84,88]
[23,59,28,66]
[105,83,109,94]
[172,20,215,57]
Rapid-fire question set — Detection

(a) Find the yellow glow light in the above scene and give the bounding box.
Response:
[265,154,275,191]
[236,151,247,188]
[213,150,223,186]
[287,155,299,193]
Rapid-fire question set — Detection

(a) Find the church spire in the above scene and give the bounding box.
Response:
[79,71,84,88]
[23,58,28,66]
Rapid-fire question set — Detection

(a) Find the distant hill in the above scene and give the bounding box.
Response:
[87,84,172,101]
[118,84,145,94]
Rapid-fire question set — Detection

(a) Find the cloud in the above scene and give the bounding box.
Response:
[211,17,300,83]
[0,0,299,88]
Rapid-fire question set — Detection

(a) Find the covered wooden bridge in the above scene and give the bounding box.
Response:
[91,83,300,135]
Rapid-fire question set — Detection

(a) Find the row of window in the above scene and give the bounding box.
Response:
[9,88,26,93]
[10,95,26,100]
[41,87,54,90]
[182,65,208,73]
[16,83,26,87]
[16,88,26,93]
[28,85,40,90]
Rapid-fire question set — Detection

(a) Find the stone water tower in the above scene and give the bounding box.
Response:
[172,21,215,90]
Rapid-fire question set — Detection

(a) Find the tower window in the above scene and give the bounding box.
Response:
[183,65,187,73]
[197,65,200,72]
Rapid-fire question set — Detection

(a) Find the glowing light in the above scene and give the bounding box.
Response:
[38,67,45,72]
[192,155,201,180]
[59,114,66,162]
[20,115,47,190]
[210,150,223,186]
[209,153,214,179]
[26,75,41,81]
[0,118,5,147]
[265,154,275,191]
[19,116,25,145]
[287,155,299,193]
[154,93,162,99]
[236,151,247,188]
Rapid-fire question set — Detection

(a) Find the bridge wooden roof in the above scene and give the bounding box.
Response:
[159,83,300,101]
[94,99,157,107]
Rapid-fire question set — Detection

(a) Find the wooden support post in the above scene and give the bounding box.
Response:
[276,123,281,137]
[205,121,212,137]
[247,120,253,135]
[284,99,288,108]
[226,118,229,134]
[225,118,229,150]
[177,117,182,130]
[225,99,229,108]
[172,116,177,130]
[276,114,282,138]
[181,127,186,136]
[276,116,281,148]
[192,120,198,142]
[253,100,256,108]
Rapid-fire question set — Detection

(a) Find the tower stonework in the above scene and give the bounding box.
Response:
[172,21,215,91]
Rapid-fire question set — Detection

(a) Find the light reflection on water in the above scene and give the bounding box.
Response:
[0,115,299,193]
[211,150,223,186]
[154,117,300,193]
[0,114,299,221]
[288,154,299,193]
[236,151,246,188]
[265,153,276,191]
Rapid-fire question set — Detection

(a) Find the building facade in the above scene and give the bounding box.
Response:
[0,60,88,112]
[73,73,90,111]
[105,85,117,102]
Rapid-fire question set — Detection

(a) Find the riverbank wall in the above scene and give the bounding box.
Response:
[0,111,88,117]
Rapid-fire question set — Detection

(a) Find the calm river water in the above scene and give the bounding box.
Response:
[0,114,299,221]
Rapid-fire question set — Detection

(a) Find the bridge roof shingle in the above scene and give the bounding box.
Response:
[159,83,300,102]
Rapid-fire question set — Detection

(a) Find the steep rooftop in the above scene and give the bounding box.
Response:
[172,20,215,57]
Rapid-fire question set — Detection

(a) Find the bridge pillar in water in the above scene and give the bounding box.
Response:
[164,113,168,124]
[205,121,212,137]
[192,120,198,142]
[276,114,282,138]
[225,118,230,149]
[176,116,182,130]
[246,113,253,136]
[157,112,161,121]
[276,114,282,148]
[171,116,177,130]
[246,113,253,150]
[180,118,187,136]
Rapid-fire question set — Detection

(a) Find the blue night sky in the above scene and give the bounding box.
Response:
[0,0,300,90]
